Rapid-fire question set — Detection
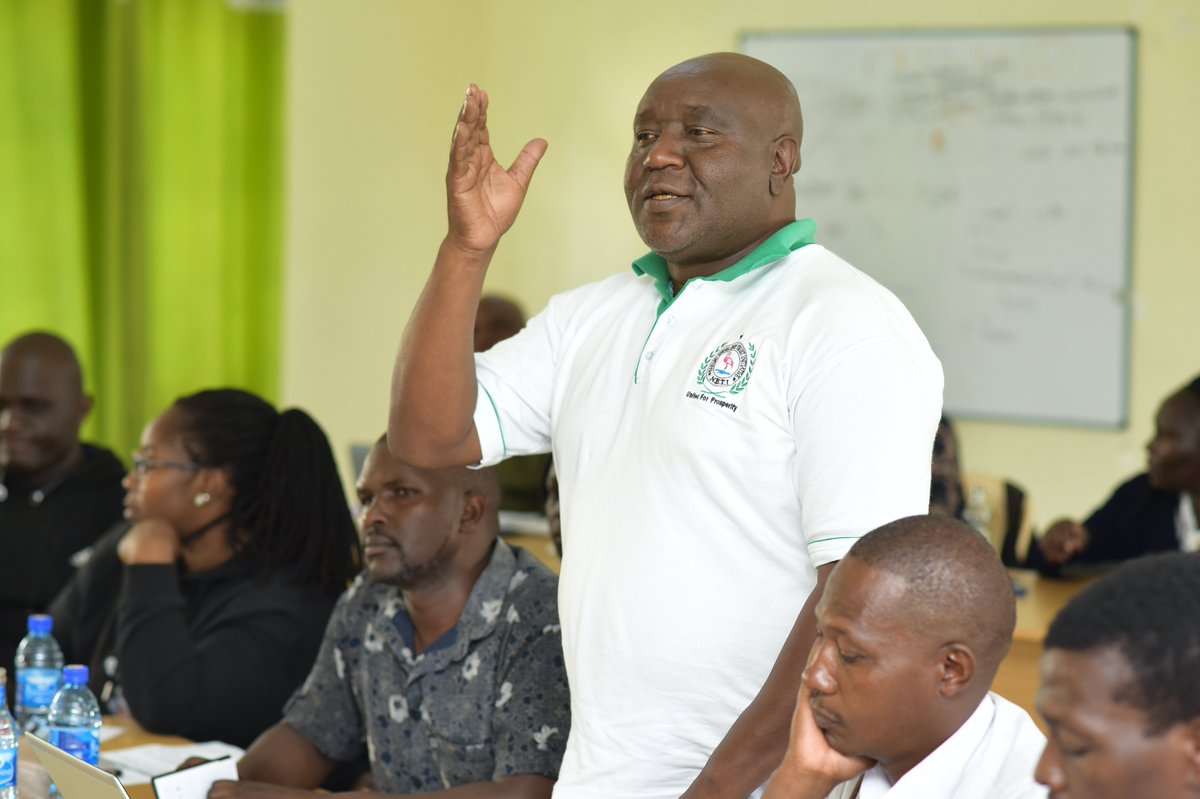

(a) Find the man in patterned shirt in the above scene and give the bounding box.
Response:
[208,438,569,798]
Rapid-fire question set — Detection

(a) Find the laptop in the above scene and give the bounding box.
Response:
[24,732,132,799]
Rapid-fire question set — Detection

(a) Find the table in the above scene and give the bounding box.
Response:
[991,569,1096,731]
[103,719,191,799]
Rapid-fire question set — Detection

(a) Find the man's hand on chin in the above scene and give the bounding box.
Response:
[762,685,874,799]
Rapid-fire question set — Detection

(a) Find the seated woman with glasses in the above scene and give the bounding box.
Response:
[49,388,358,748]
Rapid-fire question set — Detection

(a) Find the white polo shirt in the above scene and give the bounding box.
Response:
[827,693,1048,799]
[473,220,943,799]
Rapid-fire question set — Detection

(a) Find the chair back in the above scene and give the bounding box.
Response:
[961,472,1035,567]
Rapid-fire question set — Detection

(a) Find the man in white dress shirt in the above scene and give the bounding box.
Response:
[764,515,1046,799]
[1035,552,1200,799]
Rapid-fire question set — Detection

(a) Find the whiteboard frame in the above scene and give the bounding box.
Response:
[741,26,1138,429]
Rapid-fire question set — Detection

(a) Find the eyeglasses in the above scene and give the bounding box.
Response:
[130,453,204,477]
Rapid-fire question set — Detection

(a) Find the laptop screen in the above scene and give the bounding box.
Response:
[23,733,131,799]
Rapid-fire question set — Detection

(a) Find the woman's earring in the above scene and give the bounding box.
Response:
[193,492,211,508]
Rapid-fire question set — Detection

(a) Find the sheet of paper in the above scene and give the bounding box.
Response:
[151,756,238,799]
[498,510,550,536]
[100,741,243,786]
[98,724,126,744]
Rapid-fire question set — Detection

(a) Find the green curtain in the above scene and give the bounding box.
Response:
[0,0,285,457]
[0,1,93,362]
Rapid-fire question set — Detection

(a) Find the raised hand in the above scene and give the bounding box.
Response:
[446,84,548,256]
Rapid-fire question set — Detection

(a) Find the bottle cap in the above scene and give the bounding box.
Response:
[28,614,53,634]
[63,664,89,686]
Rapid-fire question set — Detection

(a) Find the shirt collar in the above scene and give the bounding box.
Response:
[1177,494,1200,552]
[381,539,519,669]
[859,694,996,799]
[630,218,817,307]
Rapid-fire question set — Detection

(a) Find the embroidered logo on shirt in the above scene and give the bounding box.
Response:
[687,339,757,413]
[697,340,757,395]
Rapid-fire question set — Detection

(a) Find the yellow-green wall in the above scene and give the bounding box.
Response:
[281,0,1200,526]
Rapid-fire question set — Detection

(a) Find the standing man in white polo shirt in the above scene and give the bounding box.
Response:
[389,52,943,799]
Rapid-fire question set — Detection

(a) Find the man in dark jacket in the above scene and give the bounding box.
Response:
[0,332,125,702]
[1030,374,1200,573]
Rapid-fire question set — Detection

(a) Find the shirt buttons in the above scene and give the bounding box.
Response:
[645,351,655,360]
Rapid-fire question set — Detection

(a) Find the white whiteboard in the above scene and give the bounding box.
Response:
[743,29,1135,427]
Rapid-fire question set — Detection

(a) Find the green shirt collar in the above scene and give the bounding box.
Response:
[631,218,817,306]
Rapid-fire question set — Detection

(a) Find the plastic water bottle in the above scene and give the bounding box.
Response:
[963,484,993,539]
[0,669,17,799]
[48,665,101,767]
[15,613,64,738]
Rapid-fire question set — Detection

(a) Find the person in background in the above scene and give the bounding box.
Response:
[930,415,1031,566]
[389,52,942,799]
[929,416,965,519]
[207,438,568,798]
[474,294,551,514]
[1030,375,1200,573]
[764,515,1046,799]
[0,331,124,704]
[49,388,358,748]
[473,294,528,354]
[1035,552,1200,798]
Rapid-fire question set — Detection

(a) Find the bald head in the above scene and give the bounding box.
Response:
[1,332,85,395]
[848,514,1016,673]
[0,331,91,481]
[656,52,803,164]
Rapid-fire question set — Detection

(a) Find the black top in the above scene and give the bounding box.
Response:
[1028,472,1181,575]
[0,444,125,699]
[49,522,339,748]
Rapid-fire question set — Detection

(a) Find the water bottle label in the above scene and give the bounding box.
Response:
[50,727,99,765]
[18,667,62,709]
[0,745,16,789]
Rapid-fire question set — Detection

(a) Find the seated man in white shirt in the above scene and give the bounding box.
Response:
[763,514,1046,799]
[1035,552,1200,798]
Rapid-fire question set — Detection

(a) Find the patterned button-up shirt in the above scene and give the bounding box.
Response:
[283,541,568,793]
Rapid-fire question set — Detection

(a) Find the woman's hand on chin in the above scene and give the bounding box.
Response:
[118,518,181,565]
